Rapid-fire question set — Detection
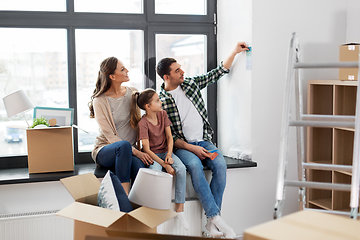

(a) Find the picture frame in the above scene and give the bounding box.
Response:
[33,107,74,126]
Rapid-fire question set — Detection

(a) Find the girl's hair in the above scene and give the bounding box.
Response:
[130,88,157,128]
[88,57,118,118]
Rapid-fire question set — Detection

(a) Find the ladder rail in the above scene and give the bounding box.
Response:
[285,180,351,191]
[275,33,298,204]
[294,62,358,69]
[350,56,360,215]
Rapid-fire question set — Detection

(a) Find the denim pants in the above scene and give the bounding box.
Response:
[175,141,227,219]
[149,152,186,204]
[96,140,145,183]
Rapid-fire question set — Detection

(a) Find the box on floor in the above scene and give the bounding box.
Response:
[339,43,360,81]
[57,173,177,240]
[26,126,74,174]
[85,230,233,240]
[243,210,360,240]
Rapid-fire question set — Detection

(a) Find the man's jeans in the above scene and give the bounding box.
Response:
[149,152,186,204]
[175,141,227,219]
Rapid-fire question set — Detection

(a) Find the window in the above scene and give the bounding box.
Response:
[0,28,68,157]
[155,0,206,15]
[75,29,144,152]
[74,0,143,13]
[0,0,66,12]
[0,0,216,168]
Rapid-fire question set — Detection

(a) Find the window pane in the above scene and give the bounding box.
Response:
[155,0,206,15]
[76,29,144,152]
[0,0,66,12]
[0,28,68,157]
[155,34,207,95]
[75,0,142,13]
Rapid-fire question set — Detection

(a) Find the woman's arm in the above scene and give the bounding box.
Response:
[142,139,175,175]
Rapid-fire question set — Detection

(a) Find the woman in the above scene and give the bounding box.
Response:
[89,57,153,195]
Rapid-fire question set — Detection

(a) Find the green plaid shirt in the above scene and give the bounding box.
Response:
[159,62,230,143]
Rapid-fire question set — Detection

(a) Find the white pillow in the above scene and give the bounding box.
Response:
[97,170,120,211]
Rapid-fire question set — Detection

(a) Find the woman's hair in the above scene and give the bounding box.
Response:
[130,88,157,128]
[88,57,118,118]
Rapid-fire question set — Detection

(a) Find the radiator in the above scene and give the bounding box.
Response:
[0,210,73,240]
[0,200,202,240]
[158,199,203,236]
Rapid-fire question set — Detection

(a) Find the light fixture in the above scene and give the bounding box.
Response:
[128,168,173,210]
[3,90,34,127]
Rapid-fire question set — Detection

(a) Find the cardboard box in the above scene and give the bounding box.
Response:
[85,231,233,239]
[26,126,74,174]
[57,173,177,240]
[243,210,360,240]
[339,43,360,81]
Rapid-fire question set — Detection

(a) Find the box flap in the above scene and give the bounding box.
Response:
[26,126,73,131]
[57,202,125,228]
[128,206,177,228]
[342,42,360,46]
[282,210,360,239]
[244,210,360,240]
[60,173,101,203]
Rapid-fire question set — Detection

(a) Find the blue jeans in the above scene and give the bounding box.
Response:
[149,152,186,204]
[96,140,145,183]
[175,141,227,219]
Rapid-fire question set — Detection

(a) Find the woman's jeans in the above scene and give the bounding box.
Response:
[175,141,227,219]
[96,140,145,183]
[149,152,186,204]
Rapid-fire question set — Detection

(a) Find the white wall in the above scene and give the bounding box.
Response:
[218,0,348,237]
[217,0,252,159]
[346,0,360,43]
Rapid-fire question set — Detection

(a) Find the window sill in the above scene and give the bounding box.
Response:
[0,156,256,185]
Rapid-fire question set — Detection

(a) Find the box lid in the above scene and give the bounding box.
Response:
[342,42,360,46]
[60,173,101,203]
[244,210,360,240]
[57,202,125,228]
[128,206,177,228]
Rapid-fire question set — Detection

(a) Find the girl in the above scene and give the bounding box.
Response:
[130,88,189,230]
[89,57,153,195]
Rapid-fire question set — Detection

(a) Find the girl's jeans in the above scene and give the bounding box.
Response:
[175,141,227,219]
[96,140,145,183]
[149,152,186,204]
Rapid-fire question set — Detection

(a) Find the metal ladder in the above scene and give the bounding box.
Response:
[274,32,360,219]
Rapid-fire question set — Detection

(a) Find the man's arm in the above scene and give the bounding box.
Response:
[223,42,249,70]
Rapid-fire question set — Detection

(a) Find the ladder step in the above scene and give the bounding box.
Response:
[289,120,355,128]
[302,163,353,172]
[301,114,355,122]
[285,180,351,191]
[294,62,358,69]
[304,208,351,216]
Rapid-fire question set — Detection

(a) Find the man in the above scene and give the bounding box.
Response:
[156,42,249,238]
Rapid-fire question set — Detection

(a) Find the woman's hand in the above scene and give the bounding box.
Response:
[134,149,153,166]
[165,154,174,165]
[164,164,175,175]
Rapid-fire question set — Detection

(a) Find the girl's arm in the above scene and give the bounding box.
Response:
[141,139,175,175]
[164,126,174,165]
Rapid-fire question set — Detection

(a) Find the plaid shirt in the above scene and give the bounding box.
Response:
[159,62,230,143]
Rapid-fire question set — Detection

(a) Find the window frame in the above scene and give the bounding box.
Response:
[0,0,217,169]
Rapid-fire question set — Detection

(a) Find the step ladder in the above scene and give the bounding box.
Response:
[274,32,360,219]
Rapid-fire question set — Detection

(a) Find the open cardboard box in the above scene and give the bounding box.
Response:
[26,126,74,174]
[243,210,360,240]
[57,173,177,240]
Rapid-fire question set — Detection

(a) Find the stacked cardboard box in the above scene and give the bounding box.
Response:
[339,43,360,81]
